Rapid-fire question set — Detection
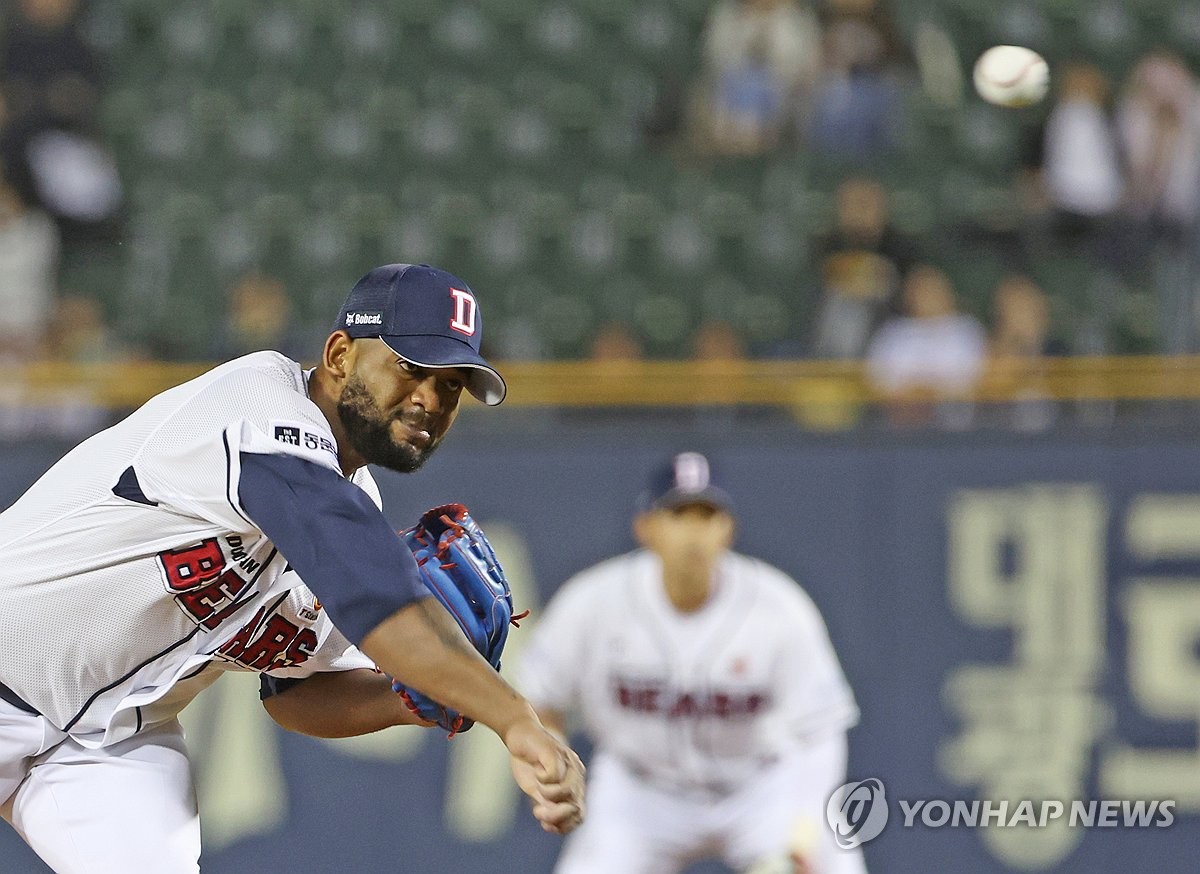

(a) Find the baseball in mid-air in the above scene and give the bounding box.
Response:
[973,45,1050,107]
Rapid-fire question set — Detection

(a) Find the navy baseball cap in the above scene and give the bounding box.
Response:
[334,263,506,405]
[637,451,734,514]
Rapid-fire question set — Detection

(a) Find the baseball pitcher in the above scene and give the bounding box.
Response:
[0,264,585,873]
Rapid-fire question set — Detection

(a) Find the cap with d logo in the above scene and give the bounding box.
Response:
[637,451,734,513]
[335,263,506,405]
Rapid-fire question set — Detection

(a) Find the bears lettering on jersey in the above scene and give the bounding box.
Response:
[217,604,318,671]
[156,535,268,630]
[613,678,770,720]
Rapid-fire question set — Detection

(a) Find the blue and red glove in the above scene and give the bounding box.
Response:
[391,503,526,737]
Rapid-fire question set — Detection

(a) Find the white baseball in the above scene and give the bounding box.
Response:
[973,45,1050,107]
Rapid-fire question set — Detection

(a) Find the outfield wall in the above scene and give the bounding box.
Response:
[1,425,1198,874]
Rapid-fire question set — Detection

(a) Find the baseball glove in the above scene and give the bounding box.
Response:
[392,503,526,737]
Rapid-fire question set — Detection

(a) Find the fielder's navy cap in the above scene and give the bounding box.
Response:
[335,263,506,405]
[638,451,734,514]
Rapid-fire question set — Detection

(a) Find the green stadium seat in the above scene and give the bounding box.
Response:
[383,216,443,267]
[747,212,809,273]
[633,292,692,352]
[477,211,535,271]
[888,188,938,237]
[159,4,217,66]
[611,190,665,243]
[403,107,469,164]
[516,192,574,261]
[206,209,258,274]
[339,3,394,64]
[478,0,542,29]
[1029,254,1094,342]
[573,0,635,31]
[393,0,441,26]
[988,2,1052,49]
[431,4,497,60]
[535,293,597,353]
[700,189,754,238]
[654,210,716,275]
[698,274,751,326]
[737,292,793,346]
[564,210,622,274]
[77,0,1178,359]
[494,106,560,163]
[953,104,1021,175]
[224,111,287,167]
[593,274,652,323]
[334,193,393,237]
[525,4,593,62]
[429,191,487,242]
[544,80,605,141]
[1168,3,1200,62]
[314,108,378,168]
[246,5,307,64]
[670,0,717,28]
[81,0,132,53]
[621,6,684,61]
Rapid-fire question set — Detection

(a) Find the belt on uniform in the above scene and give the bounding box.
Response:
[620,752,782,802]
[0,679,38,715]
[623,761,738,801]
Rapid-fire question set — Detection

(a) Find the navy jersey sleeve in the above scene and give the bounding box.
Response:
[237,451,429,644]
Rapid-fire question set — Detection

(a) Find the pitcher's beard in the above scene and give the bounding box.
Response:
[337,374,438,473]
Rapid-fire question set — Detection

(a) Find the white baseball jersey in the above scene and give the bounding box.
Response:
[0,351,375,749]
[519,548,859,792]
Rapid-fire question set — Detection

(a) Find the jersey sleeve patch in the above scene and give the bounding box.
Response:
[264,419,340,468]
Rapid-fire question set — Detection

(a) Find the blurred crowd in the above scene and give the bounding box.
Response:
[2,0,1200,431]
[656,0,1200,427]
[0,0,124,365]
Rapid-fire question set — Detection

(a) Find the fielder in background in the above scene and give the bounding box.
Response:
[518,451,866,874]
[0,264,585,873]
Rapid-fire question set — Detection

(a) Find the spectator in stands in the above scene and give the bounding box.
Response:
[42,293,129,364]
[985,274,1062,431]
[708,35,788,155]
[810,176,918,358]
[209,270,314,364]
[691,318,746,361]
[1,0,123,260]
[1118,51,1200,250]
[989,274,1063,360]
[1,0,101,129]
[808,0,905,161]
[0,88,36,212]
[697,0,823,153]
[589,320,645,361]
[30,293,132,438]
[1116,50,1200,353]
[865,264,986,429]
[0,171,59,362]
[1025,62,1125,262]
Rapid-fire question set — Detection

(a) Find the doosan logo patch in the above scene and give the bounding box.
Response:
[346,311,384,326]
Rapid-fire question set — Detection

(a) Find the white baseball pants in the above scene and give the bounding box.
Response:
[554,737,868,874]
[0,699,200,873]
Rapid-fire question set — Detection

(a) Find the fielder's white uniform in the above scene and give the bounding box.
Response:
[0,352,400,874]
[519,549,867,874]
